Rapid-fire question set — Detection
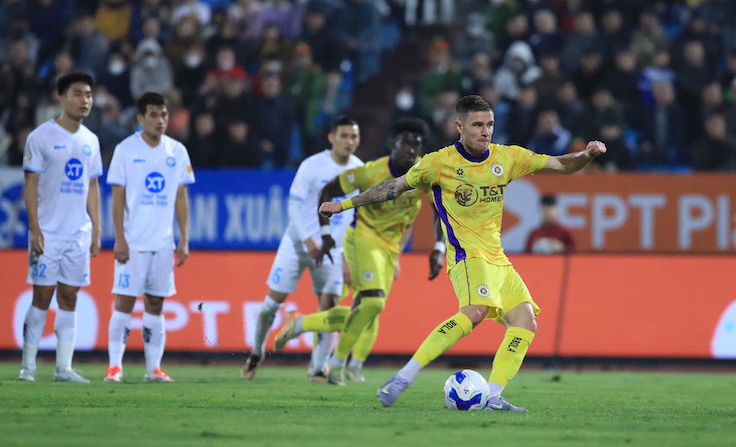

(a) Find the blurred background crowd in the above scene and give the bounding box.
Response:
[1,0,736,172]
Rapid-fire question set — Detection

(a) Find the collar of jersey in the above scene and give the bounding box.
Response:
[454,140,488,163]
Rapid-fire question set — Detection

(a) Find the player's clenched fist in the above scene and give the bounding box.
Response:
[319,201,343,218]
[586,140,607,157]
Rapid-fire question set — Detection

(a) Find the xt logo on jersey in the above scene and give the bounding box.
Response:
[65,158,84,180]
[454,183,507,206]
[145,172,166,193]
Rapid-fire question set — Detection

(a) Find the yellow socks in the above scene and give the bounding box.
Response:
[489,327,535,387]
[352,316,379,362]
[301,306,350,332]
[333,297,385,361]
[411,312,473,367]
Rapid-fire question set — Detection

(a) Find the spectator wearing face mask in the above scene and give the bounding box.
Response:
[130,38,173,100]
[99,51,133,107]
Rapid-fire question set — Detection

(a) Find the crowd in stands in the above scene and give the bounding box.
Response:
[1,0,736,172]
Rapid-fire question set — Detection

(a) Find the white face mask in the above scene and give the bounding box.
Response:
[94,93,107,106]
[396,92,414,111]
[218,59,235,71]
[184,53,202,68]
[108,60,126,75]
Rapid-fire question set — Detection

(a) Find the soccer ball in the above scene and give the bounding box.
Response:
[443,369,490,411]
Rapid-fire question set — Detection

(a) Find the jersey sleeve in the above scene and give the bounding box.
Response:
[288,160,311,200]
[89,138,103,178]
[406,152,441,190]
[507,145,549,181]
[178,145,196,185]
[338,165,364,194]
[106,145,126,186]
[22,133,44,173]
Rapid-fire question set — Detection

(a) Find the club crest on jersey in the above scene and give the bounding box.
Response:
[363,271,374,282]
[145,172,166,193]
[166,156,176,167]
[491,163,504,177]
[454,184,478,206]
[65,158,84,180]
[477,284,490,297]
[82,144,92,156]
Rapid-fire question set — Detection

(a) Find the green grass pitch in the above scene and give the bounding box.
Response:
[1,362,734,447]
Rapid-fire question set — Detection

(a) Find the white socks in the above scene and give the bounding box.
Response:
[108,310,132,368]
[142,312,165,374]
[327,351,345,369]
[487,381,504,398]
[55,309,76,371]
[397,359,422,384]
[311,332,338,375]
[348,356,364,371]
[21,305,47,371]
[253,296,282,357]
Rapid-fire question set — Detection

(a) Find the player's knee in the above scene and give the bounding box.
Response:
[144,295,164,315]
[267,289,288,303]
[114,295,136,314]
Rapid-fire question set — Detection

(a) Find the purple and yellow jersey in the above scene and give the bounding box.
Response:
[406,141,549,269]
[339,156,423,253]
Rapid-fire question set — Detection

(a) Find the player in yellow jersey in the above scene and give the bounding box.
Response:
[274,117,445,385]
[320,95,607,410]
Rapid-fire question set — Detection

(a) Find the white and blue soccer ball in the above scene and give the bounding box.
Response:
[443,369,490,411]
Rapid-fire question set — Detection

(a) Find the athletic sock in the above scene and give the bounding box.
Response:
[21,305,47,371]
[301,306,350,332]
[311,331,338,375]
[488,327,535,390]
[334,297,385,360]
[252,296,281,356]
[54,309,77,371]
[397,359,422,383]
[410,312,473,367]
[108,310,132,368]
[348,356,364,371]
[142,312,165,374]
[352,315,379,362]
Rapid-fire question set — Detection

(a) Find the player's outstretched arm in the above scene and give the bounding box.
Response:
[319,175,410,218]
[540,140,607,175]
[314,176,347,266]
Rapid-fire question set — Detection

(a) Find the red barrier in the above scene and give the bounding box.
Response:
[0,251,734,358]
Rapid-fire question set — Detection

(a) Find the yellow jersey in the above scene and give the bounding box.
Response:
[406,141,548,269]
[339,156,423,252]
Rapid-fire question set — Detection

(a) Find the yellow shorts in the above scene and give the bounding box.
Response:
[343,226,397,297]
[448,257,540,324]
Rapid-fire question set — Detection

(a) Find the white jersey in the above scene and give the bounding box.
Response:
[107,133,195,251]
[22,119,102,241]
[287,149,363,246]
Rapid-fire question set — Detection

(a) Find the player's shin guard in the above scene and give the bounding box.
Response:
[334,297,385,361]
[301,306,350,332]
[410,312,473,367]
[108,310,132,368]
[253,296,281,356]
[55,309,77,371]
[488,327,535,391]
[21,305,47,371]
[142,312,165,374]
[352,316,379,362]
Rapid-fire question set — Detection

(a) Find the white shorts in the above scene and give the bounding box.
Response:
[266,234,343,296]
[112,248,176,298]
[27,236,91,287]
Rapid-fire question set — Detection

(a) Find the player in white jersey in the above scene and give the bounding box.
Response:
[242,116,363,381]
[19,72,102,383]
[103,92,195,383]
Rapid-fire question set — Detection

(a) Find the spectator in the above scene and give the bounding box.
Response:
[639,80,687,166]
[172,0,212,26]
[95,0,133,43]
[672,10,722,69]
[528,9,563,58]
[583,89,630,170]
[0,18,40,65]
[416,39,462,117]
[284,43,327,147]
[165,16,204,72]
[560,12,600,75]
[630,8,669,68]
[573,49,605,99]
[255,0,302,41]
[692,114,736,171]
[223,117,259,166]
[526,109,572,156]
[188,111,222,166]
[130,38,174,100]
[334,0,382,85]
[451,12,495,67]
[98,50,133,108]
[675,40,715,111]
[249,72,297,168]
[164,89,190,144]
[302,4,344,73]
[130,0,170,44]
[460,52,493,97]
[493,40,541,103]
[554,81,586,139]
[603,49,641,124]
[479,82,510,145]
[253,23,294,66]
[227,0,264,43]
[205,46,248,94]
[29,0,73,59]
[599,8,630,62]
[507,84,539,146]
[532,53,566,107]
[525,195,576,254]
[494,13,529,59]
[98,95,130,164]
[64,14,110,77]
